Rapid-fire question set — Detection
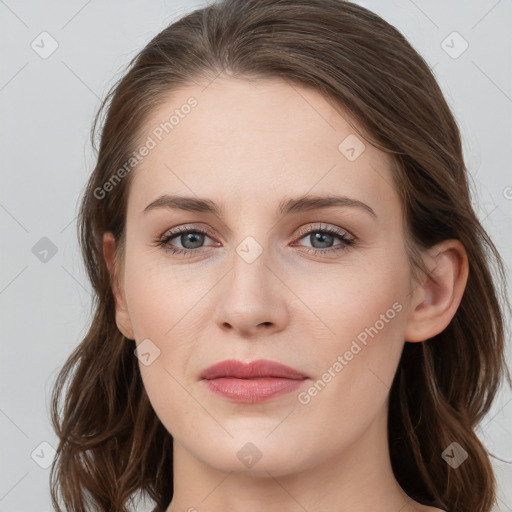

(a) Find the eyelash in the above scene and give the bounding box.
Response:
[156,223,356,257]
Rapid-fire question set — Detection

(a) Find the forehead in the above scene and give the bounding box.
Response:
[128,76,399,220]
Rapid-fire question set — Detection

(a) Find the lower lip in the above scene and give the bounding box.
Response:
[203,377,306,403]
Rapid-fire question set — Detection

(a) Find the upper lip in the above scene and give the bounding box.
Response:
[201,359,308,380]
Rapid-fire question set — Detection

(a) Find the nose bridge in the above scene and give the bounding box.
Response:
[224,195,273,270]
[214,226,289,334]
[228,230,273,297]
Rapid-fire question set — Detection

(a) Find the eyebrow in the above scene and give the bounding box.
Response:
[143,193,376,218]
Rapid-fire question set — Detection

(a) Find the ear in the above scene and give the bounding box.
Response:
[404,239,469,342]
[102,232,135,340]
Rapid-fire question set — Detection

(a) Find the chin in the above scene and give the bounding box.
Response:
[192,436,318,478]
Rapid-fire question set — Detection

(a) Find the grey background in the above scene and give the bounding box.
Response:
[0,0,511,511]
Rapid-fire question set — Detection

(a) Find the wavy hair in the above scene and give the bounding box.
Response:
[49,1,511,511]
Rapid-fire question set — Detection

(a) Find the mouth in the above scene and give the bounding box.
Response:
[200,359,309,403]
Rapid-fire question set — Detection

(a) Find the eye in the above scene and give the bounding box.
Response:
[291,223,355,255]
[157,225,219,255]
[156,223,356,257]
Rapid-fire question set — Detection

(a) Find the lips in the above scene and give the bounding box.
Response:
[201,359,309,403]
[201,359,308,380]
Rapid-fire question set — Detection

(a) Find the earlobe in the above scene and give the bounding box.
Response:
[102,232,135,340]
[404,239,469,343]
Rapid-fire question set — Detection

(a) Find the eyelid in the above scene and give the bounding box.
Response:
[293,222,354,241]
[160,223,218,241]
[159,222,354,245]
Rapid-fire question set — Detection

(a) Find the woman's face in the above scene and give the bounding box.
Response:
[113,76,421,475]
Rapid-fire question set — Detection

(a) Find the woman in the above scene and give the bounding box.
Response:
[49,1,510,511]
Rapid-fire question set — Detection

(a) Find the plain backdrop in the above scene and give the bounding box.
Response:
[1,0,511,511]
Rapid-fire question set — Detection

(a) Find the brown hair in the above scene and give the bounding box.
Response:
[49,1,511,511]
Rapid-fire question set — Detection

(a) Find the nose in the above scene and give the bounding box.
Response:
[214,246,289,338]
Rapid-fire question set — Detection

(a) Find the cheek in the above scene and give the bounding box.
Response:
[301,251,409,350]
[122,245,206,338]
[293,250,410,411]
[288,272,408,459]
[121,248,218,405]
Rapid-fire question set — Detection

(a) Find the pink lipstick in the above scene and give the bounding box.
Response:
[201,359,308,403]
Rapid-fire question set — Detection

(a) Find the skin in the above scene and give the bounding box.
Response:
[103,75,468,512]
